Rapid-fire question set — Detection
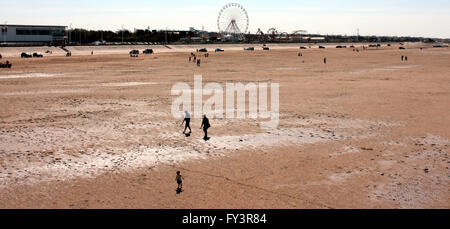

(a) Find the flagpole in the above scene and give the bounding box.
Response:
[2,21,7,45]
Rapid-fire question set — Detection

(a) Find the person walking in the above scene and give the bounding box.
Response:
[324,57,327,64]
[181,111,192,135]
[175,171,184,191]
[200,115,210,141]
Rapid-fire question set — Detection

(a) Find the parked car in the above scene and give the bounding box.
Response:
[336,45,344,48]
[143,49,153,54]
[319,46,325,49]
[33,53,43,58]
[263,46,270,50]
[300,46,308,49]
[244,47,255,51]
[129,50,139,57]
[215,48,224,52]
[21,52,32,58]
[399,47,406,50]
[198,48,208,52]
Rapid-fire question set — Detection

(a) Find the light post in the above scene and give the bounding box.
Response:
[357,28,360,43]
[122,25,124,44]
[165,26,168,44]
[68,23,72,44]
[2,21,7,45]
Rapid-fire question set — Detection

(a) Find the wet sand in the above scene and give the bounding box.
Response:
[0,43,449,208]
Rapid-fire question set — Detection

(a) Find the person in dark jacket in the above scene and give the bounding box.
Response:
[200,115,210,140]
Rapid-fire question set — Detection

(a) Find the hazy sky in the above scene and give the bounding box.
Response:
[1,0,449,38]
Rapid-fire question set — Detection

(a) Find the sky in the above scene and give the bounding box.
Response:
[1,0,449,38]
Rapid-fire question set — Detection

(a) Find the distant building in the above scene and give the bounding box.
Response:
[1,24,67,44]
[189,27,207,33]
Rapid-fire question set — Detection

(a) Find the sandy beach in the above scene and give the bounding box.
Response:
[0,43,448,208]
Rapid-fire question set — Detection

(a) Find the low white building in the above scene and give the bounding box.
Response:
[1,24,66,43]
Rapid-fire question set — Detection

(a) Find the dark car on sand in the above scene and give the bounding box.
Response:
[33,53,43,58]
[143,49,153,54]
[21,52,32,58]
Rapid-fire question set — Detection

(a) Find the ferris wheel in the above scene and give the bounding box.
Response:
[217,3,249,35]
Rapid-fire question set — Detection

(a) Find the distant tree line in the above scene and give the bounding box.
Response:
[66,28,440,45]
[67,29,196,44]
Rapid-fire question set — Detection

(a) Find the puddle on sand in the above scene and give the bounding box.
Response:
[345,65,419,75]
[0,89,89,96]
[0,73,63,79]
[101,82,158,87]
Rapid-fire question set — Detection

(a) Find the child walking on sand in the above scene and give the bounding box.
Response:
[176,171,184,190]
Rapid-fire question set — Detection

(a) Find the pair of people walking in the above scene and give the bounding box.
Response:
[181,111,210,141]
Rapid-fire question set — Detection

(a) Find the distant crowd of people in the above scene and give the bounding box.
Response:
[189,51,206,67]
